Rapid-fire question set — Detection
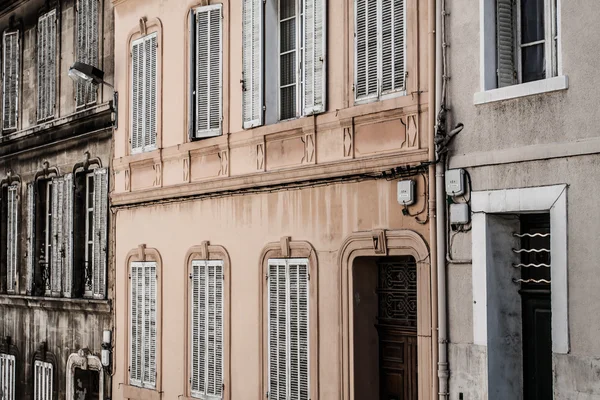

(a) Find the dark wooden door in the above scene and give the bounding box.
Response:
[376,258,418,400]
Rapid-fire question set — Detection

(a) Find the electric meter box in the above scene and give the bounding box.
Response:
[450,203,470,224]
[397,180,415,206]
[445,169,466,196]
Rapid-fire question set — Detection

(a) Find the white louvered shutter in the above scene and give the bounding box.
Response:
[37,10,57,121]
[131,34,157,153]
[355,0,378,100]
[129,262,143,387]
[242,0,263,129]
[76,0,99,107]
[2,31,19,130]
[497,0,516,88]
[25,182,35,294]
[144,261,157,388]
[33,360,53,400]
[303,0,326,115]
[268,259,309,400]
[381,0,405,93]
[190,260,224,399]
[6,185,18,293]
[92,168,108,298]
[62,174,74,298]
[194,5,223,139]
[50,177,64,296]
[0,353,16,400]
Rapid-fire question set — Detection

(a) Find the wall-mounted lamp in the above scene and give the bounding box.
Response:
[101,330,111,368]
[68,62,119,129]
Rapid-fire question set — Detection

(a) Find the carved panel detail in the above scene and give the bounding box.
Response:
[124,169,131,191]
[343,127,354,158]
[301,133,316,164]
[218,150,229,176]
[402,114,419,149]
[256,143,265,171]
[153,163,162,187]
[183,157,190,182]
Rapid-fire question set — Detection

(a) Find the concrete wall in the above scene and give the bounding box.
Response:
[445,0,600,398]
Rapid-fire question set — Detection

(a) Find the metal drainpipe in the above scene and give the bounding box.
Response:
[436,0,449,397]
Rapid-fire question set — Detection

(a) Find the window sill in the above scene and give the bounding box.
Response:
[122,384,161,400]
[0,294,111,313]
[474,75,568,105]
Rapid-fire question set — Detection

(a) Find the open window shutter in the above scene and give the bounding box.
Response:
[129,262,143,387]
[288,261,309,400]
[76,0,99,107]
[303,0,326,115]
[37,10,57,121]
[355,0,378,100]
[131,40,143,152]
[6,185,18,294]
[242,0,263,129]
[62,174,73,298]
[381,0,405,93]
[25,182,35,294]
[497,0,516,87]
[194,5,223,139]
[92,168,108,298]
[50,177,64,296]
[3,31,19,130]
[268,261,287,400]
[143,261,157,388]
[144,35,158,151]
[0,353,16,400]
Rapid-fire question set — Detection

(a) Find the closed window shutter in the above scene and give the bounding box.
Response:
[381,0,405,93]
[242,0,263,129]
[267,259,309,400]
[92,168,108,298]
[37,10,57,121]
[2,31,19,130]
[129,262,143,387]
[33,360,53,400]
[190,260,224,399]
[303,0,326,115]
[6,185,18,294]
[131,33,157,153]
[25,182,35,294]
[62,174,74,298]
[496,0,516,87]
[194,5,223,139]
[50,177,64,296]
[76,0,99,107]
[144,261,157,388]
[355,0,378,100]
[0,353,16,400]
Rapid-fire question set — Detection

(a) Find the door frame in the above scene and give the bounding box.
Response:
[339,229,432,400]
[66,351,104,399]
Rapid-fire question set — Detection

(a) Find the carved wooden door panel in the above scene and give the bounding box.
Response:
[377,257,418,400]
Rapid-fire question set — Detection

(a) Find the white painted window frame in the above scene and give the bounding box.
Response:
[0,353,16,400]
[476,0,566,104]
[84,172,95,297]
[66,352,104,400]
[44,180,53,296]
[471,184,569,354]
[6,184,18,294]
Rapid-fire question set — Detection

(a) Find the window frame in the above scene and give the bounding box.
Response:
[2,29,20,132]
[83,172,95,297]
[33,359,54,400]
[353,0,407,104]
[5,183,19,294]
[37,8,58,123]
[75,0,101,109]
[0,353,16,400]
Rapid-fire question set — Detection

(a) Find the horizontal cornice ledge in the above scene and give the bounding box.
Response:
[111,149,429,207]
[0,294,112,313]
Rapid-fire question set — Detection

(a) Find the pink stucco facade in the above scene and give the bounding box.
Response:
[110,0,435,399]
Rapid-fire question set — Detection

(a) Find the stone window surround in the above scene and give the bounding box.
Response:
[338,229,433,400]
[258,237,320,400]
[122,244,163,400]
[471,184,569,354]
[66,349,104,400]
[182,241,231,400]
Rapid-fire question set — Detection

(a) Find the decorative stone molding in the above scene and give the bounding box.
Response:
[66,350,104,400]
[73,151,103,174]
[218,150,229,176]
[33,161,60,181]
[258,237,319,400]
[182,242,232,400]
[338,229,433,400]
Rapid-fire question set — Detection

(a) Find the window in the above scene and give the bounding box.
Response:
[33,360,53,400]
[0,353,16,400]
[76,0,100,107]
[130,261,157,389]
[190,5,222,140]
[267,259,309,400]
[2,30,19,131]
[497,0,558,87]
[190,260,224,399]
[242,0,325,128]
[37,9,57,121]
[5,184,18,294]
[131,33,158,154]
[355,0,406,102]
